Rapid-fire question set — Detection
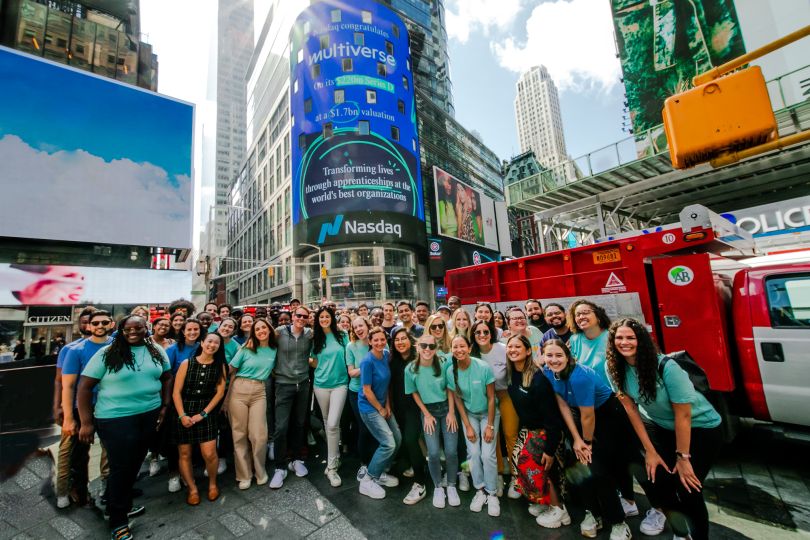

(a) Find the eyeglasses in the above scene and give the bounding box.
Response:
[418,343,437,350]
[90,320,111,326]
[575,310,594,318]
[474,330,490,336]
[509,316,527,321]
[121,327,145,334]
[293,313,308,318]
[429,324,445,330]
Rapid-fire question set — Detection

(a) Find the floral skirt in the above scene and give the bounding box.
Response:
[510,428,556,504]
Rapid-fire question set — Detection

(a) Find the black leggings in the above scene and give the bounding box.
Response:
[392,395,427,485]
[644,422,722,540]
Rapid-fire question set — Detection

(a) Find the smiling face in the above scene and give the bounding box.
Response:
[88,314,112,338]
[152,318,170,337]
[451,336,470,362]
[475,305,492,322]
[526,301,543,322]
[472,323,491,346]
[370,330,387,352]
[122,316,147,345]
[613,325,638,361]
[318,310,333,330]
[292,309,308,330]
[277,312,291,326]
[240,315,254,332]
[453,310,470,331]
[201,333,221,355]
[544,305,566,330]
[382,304,395,323]
[543,343,569,373]
[253,320,271,343]
[370,309,383,327]
[414,304,429,324]
[217,319,235,338]
[183,322,201,343]
[338,315,351,332]
[393,331,411,355]
[171,314,185,331]
[352,317,369,340]
[397,304,412,324]
[574,303,597,332]
[508,310,527,332]
[506,337,532,366]
[197,312,214,329]
[417,334,437,361]
[493,312,505,329]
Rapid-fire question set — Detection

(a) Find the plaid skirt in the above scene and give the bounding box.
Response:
[510,428,559,504]
[174,398,218,444]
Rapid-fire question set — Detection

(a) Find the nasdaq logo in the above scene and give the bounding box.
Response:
[317,214,404,244]
[317,215,344,244]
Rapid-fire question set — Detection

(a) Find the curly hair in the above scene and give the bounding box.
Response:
[606,318,660,403]
[350,316,371,342]
[567,299,611,334]
[102,315,164,373]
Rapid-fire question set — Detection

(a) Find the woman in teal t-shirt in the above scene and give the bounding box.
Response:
[77,315,172,540]
[447,335,499,517]
[310,307,349,488]
[227,318,277,490]
[607,318,722,540]
[347,316,374,477]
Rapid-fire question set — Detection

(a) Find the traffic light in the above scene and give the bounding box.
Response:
[267,266,274,277]
[320,266,328,279]
[663,66,777,169]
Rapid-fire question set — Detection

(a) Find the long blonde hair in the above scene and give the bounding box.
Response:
[425,314,450,354]
[450,308,471,341]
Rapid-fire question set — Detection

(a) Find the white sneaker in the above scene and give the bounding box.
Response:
[403,483,426,505]
[507,477,521,499]
[528,503,546,517]
[356,465,368,481]
[256,472,269,485]
[269,468,287,489]
[149,459,160,477]
[496,475,504,497]
[580,510,603,538]
[469,489,487,512]
[377,472,399,487]
[458,471,471,492]
[610,522,633,540]
[217,460,227,475]
[359,476,385,499]
[640,508,667,536]
[536,505,571,528]
[238,479,251,490]
[168,476,181,493]
[326,468,342,488]
[432,487,446,508]
[621,497,639,517]
[56,495,70,508]
[288,460,308,477]
[446,486,461,507]
[402,467,414,478]
[487,494,501,517]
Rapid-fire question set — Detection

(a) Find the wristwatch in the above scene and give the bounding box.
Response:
[675,451,691,460]
[200,411,209,419]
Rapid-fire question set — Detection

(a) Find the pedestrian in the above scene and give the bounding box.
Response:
[543,339,633,539]
[405,332,460,508]
[269,306,312,488]
[77,315,171,540]
[347,316,376,480]
[540,303,571,345]
[450,308,472,341]
[310,306,350,487]
[471,319,519,499]
[448,334,500,516]
[172,333,227,504]
[150,317,175,349]
[607,318,722,540]
[233,313,254,345]
[358,327,401,499]
[390,327,428,505]
[505,334,566,526]
[227,318,277,489]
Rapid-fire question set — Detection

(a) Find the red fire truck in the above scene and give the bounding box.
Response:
[446,205,810,431]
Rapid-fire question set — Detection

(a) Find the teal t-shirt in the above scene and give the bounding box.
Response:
[446,356,495,414]
[230,346,277,381]
[82,345,171,419]
[568,330,610,386]
[347,341,369,393]
[404,358,448,404]
[313,332,349,389]
[223,339,239,364]
[620,355,721,430]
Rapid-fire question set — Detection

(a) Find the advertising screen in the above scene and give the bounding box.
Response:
[0,264,191,306]
[0,46,194,249]
[611,0,746,137]
[433,166,498,250]
[289,0,425,254]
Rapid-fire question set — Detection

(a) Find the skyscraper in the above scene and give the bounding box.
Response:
[514,66,569,175]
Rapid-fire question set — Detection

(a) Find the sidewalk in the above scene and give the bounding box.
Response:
[0,448,365,540]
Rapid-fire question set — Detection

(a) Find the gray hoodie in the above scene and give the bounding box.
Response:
[274,325,313,384]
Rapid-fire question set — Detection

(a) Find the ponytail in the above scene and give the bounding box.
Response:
[452,356,462,398]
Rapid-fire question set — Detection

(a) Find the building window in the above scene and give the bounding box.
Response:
[342,58,353,72]
[390,126,400,141]
[385,41,394,55]
[311,63,320,77]
[358,120,370,135]
[320,34,329,49]
[397,100,405,114]
[377,62,386,77]
[323,123,333,139]
[304,98,312,113]
[334,89,344,104]
[361,10,372,24]
[402,76,409,90]
[354,32,364,46]
[331,9,341,22]
[366,89,377,104]
[392,24,400,38]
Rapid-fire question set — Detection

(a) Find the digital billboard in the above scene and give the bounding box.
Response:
[0,264,191,306]
[289,0,425,254]
[0,46,194,249]
[433,166,498,250]
[611,0,746,137]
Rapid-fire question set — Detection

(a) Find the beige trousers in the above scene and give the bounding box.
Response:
[229,377,268,482]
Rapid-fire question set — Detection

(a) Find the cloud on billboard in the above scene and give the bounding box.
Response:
[0,135,191,247]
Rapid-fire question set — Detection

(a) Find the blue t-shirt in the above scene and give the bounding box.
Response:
[568,331,610,386]
[56,339,83,369]
[358,349,391,414]
[541,328,572,346]
[544,364,612,408]
[62,338,112,376]
[166,342,198,374]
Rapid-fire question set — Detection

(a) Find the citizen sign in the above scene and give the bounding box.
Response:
[27,315,71,323]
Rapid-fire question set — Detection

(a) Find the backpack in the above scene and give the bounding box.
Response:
[657,350,723,411]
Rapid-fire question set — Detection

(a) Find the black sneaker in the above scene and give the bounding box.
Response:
[111,525,133,540]
[104,506,145,520]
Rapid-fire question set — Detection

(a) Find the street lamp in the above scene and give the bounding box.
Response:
[299,242,325,301]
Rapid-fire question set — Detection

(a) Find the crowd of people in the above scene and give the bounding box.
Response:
[52,295,722,540]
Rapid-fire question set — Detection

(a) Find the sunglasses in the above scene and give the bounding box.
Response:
[90,320,111,326]
[474,330,490,336]
[429,324,445,330]
[418,343,437,350]
[293,313,308,318]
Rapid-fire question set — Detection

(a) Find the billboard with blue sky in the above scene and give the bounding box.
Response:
[289,0,425,254]
[0,46,194,249]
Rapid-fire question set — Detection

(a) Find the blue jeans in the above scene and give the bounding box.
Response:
[464,411,500,495]
[423,401,458,488]
[360,409,401,480]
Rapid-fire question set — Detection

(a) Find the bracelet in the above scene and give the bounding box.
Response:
[485,424,494,430]
[675,451,691,460]
[179,413,187,419]
[583,439,592,445]
[200,411,209,419]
